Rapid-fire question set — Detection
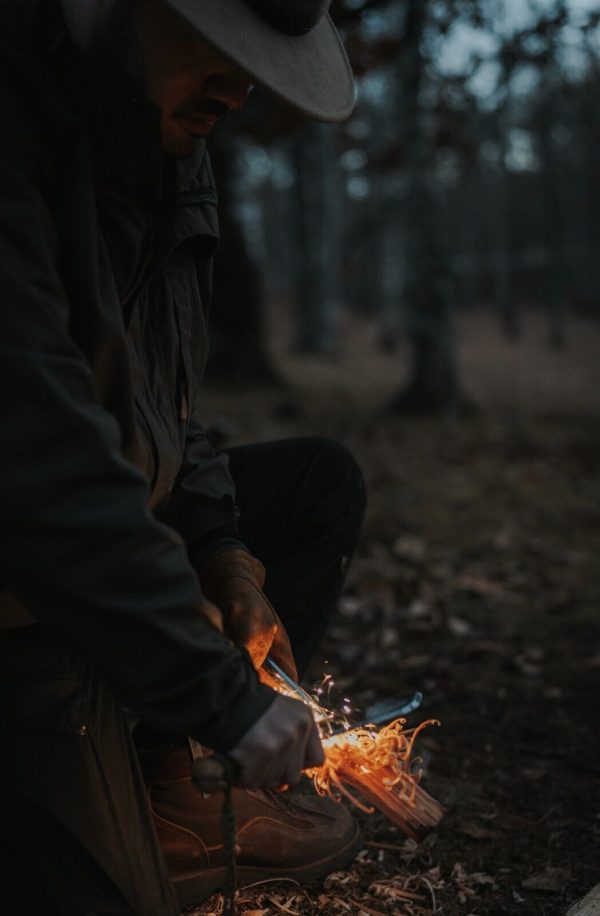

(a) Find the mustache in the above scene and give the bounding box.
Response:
[174,99,230,121]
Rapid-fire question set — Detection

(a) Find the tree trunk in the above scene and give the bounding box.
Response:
[388,0,460,413]
[204,126,281,387]
[292,122,340,354]
[538,89,568,349]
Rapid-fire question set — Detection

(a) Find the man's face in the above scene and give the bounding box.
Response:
[133,0,253,156]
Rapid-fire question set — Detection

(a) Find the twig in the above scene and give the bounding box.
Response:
[364,840,408,852]
[266,896,300,915]
[420,876,437,912]
[380,888,426,902]
[239,877,302,891]
[370,882,427,904]
[348,899,389,916]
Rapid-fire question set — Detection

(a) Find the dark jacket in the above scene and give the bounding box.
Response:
[0,1,274,750]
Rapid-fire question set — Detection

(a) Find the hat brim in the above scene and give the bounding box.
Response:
[164,0,356,122]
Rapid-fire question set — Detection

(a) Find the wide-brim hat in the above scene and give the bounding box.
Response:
[163,0,356,122]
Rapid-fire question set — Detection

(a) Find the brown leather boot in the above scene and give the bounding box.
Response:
[139,746,362,908]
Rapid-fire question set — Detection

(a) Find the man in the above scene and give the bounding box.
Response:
[0,1,365,914]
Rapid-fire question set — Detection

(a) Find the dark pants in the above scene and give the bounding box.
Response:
[0,438,365,915]
[227,437,366,676]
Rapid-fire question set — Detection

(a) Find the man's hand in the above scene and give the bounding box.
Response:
[228,694,324,789]
[198,549,298,681]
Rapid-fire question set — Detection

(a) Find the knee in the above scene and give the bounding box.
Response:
[309,437,367,523]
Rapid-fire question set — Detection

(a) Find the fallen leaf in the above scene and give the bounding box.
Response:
[470,873,496,887]
[448,615,473,637]
[451,862,497,902]
[265,897,300,916]
[457,819,497,840]
[452,574,508,597]
[370,882,426,902]
[338,596,363,618]
[324,871,357,891]
[392,535,427,562]
[514,654,544,677]
[522,867,571,892]
[349,901,389,916]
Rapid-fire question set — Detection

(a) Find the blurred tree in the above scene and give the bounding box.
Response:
[206,0,600,402]
[531,2,570,348]
[388,0,459,412]
[205,120,281,387]
[333,0,600,409]
[292,122,340,354]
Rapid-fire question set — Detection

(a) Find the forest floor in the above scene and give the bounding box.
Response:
[188,306,600,916]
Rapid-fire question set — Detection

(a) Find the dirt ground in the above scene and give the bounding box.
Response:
[190,305,600,916]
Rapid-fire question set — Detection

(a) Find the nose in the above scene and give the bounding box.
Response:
[203,70,254,112]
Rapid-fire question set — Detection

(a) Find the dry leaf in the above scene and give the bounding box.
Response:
[448,615,473,637]
[452,574,508,596]
[350,901,389,916]
[522,867,571,892]
[457,819,497,840]
[393,535,427,562]
[324,871,357,891]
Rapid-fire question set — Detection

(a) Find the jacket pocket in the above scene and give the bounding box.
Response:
[0,674,92,735]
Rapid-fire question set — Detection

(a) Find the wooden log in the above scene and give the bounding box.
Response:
[332,761,444,840]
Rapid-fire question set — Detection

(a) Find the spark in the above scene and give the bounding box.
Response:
[267,668,444,838]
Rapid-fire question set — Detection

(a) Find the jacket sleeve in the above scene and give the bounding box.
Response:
[159,414,249,567]
[0,82,274,752]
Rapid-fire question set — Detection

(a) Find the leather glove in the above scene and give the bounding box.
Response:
[198,549,298,682]
[229,693,324,788]
[199,599,225,635]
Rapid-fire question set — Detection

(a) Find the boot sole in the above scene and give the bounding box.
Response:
[173,821,363,908]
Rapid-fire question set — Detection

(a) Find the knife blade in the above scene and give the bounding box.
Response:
[264,658,423,738]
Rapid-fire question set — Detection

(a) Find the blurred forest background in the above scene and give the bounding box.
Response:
[207,0,600,412]
[197,2,600,914]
